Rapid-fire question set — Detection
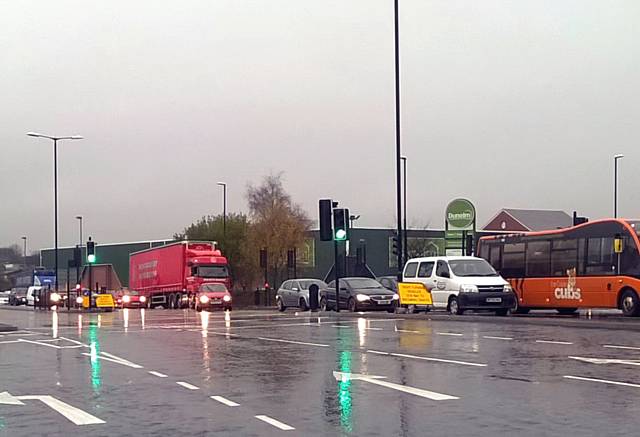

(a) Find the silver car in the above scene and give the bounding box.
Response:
[276,279,327,312]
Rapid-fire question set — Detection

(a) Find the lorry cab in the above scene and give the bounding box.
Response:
[402,256,515,316]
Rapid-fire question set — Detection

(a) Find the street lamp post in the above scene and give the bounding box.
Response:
[217,182,227,248]
[401,156,408,263]
[393,0,403,276]
[27,132,83,293]
[21,236,27,268]
[75,215,83,285]
[614,154,624,218]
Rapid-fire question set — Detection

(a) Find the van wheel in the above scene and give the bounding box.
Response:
[320,297,328,311]
[448,296,464,315]
[495,308,509,316]
[512,297,530,314]
[407,305,417,314]
[620,289,640,317]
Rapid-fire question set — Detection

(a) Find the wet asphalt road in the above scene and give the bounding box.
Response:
[2,308,640,436]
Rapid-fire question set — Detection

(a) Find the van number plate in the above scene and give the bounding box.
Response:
[486,297,502,303]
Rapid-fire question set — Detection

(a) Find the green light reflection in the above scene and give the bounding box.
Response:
[338,350,353,433]
[89,323,102,393]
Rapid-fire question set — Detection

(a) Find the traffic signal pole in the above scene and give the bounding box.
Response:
[394,0,403,278]
[334,239,340,313]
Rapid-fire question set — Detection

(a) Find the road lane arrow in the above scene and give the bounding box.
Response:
[332,371,459,401]
[0,391,24,405]
[0,391,104,425]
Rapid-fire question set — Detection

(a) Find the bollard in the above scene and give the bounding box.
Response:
[309,284,319,312]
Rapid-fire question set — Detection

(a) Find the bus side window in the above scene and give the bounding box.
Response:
[526,241,551,277]
[586,237,615,275]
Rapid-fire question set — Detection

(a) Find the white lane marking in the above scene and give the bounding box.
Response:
[255,337,329,348]
[332,325,352,328]
[101,351,141,367]
[210,395,240,407]
[569,356,640,366]
[437,332,463,337]
[33,338,62,343]
[255,415,295,431]
[483,335,513,341]
[81,353,143,369]
[0,340,22,344]
[603,344,640,351]
[367,350,390,355]
[176,381,199,390]
[389,352,487,367]
[16,395,105,425]
[395,329,421,333]
[536,340,573,345]
[564,375,640,389]
[332,371,457,401]
[59,336,90,347]
[148,371,168,378]
[362,327,383,331]
[17,339,64,349]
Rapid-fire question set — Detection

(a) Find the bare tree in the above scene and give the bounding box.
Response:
[246,174,311,288]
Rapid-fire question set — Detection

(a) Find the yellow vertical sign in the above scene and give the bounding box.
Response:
[398,283,432,305]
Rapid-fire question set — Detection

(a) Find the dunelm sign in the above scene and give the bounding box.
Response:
[445,198,476,230]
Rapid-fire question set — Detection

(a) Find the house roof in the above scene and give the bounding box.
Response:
[501,208,572,231]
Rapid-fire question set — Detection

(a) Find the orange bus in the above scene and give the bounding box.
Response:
[477,219,640,316]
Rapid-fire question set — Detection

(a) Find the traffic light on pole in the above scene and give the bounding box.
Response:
[333,208,349,241]
[319,199,333,241]
[391,232,399,256]
[87,237,96,264]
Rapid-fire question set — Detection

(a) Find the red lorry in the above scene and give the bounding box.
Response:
[129,241,232,309]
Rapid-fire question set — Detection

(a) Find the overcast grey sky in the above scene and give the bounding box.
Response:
[2,0,639,250]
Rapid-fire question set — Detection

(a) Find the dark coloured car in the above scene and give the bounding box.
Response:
[9,289,27,306]
[320,277,399,313]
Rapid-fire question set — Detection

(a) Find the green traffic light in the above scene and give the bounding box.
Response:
[335,229,347,241]
[87,254,96,264]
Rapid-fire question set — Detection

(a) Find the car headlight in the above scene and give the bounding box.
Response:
[503,284,513,293]
[223,295,231,302]
[459,284,479,293]
[76,296,83,304]
[123,295,131,303]
[356,294,370,302]
[392,293,400,300]
[199,295,210,304]
[50,293,61,302]
[140,296,147,303]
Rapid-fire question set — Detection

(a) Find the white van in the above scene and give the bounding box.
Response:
[26,286,42,306]
[402,256,515,315]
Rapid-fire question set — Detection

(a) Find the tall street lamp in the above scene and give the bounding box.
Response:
[217,182,227,248]
[75,215,83,284]
[21,236,27,268]
[393,0,403,275]
[401,156,408,263]
[27,132,83,293]
[614,154,624,218]
[75,216,83,247]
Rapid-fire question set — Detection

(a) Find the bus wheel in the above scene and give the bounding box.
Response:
[556,308,578,315]
[620,289,640,317]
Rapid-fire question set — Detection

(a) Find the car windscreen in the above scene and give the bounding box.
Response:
[449,259,498,277]
[197,265,229,278]
[345,278,383,289]
[299,280,326,290]
[201,283,227,293]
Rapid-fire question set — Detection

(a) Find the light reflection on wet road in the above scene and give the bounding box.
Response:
[2,308,640,436]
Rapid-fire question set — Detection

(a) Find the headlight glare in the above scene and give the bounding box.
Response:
[199,295,210,304]
[392,293,400,300]
[356,294,370,302]
[223,295,231,302]
[459,284,479,293]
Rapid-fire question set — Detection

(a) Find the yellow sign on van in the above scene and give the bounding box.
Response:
[398,282,432,305]
[95,294,115,308]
